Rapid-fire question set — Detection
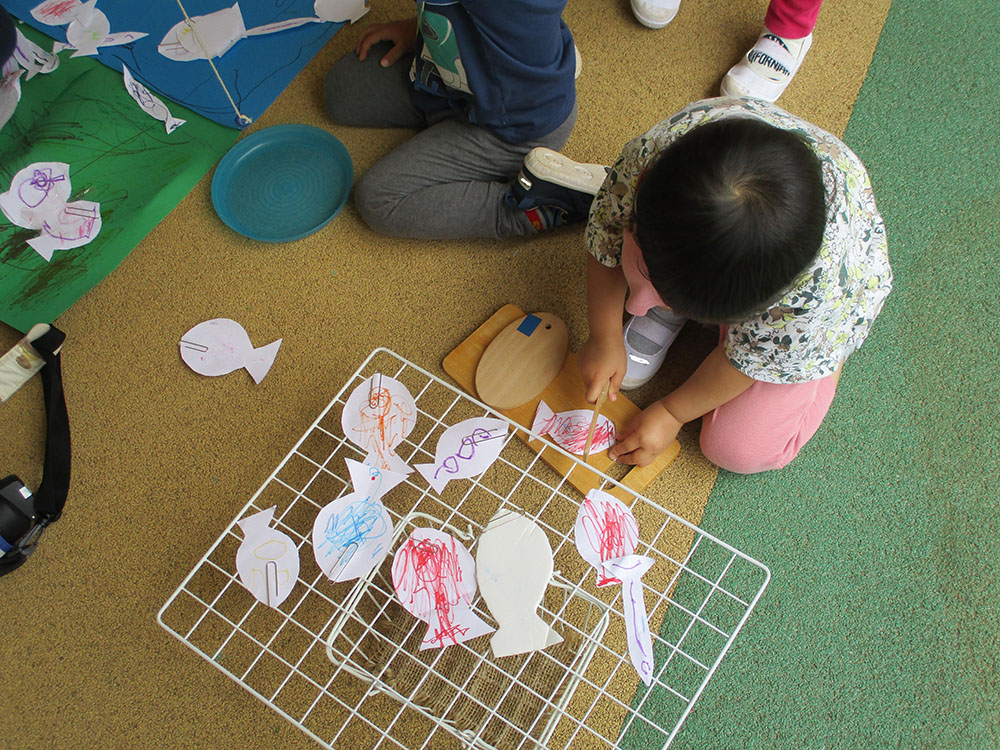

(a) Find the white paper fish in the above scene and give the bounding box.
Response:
[575,489,655,686]
[476,509,562,657]
[0,161,102,261]
[341,373,416,475]
[61,0,147,57]
[236,506,300,608]
[179,318,281,384]
[530,400,616,456]
[31,0,86,26]
[312,458,407,582]
[122,66,185,134]
[13,28,60,79]
[415,417,508,494]
[392,528,494,650]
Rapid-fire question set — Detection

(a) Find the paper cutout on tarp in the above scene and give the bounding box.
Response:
[0,162,102,262]
[0,23,239,334]
[311,458,407,582]
[530,400,616,456]
[236,506,300,608]
[179,318,281,383]
[13,27,59,78]
[415,417,508,493]
[392,528,494,650]
[476,509,562,657]
[575,489,655,685]
[122,65,184,133]
[342,373,417,475]
[56,0,148,57]
[8,0,356,128]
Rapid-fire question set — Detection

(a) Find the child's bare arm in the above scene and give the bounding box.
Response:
[578,255,628,403]
[610,343,753,466]
[356,17,418,66]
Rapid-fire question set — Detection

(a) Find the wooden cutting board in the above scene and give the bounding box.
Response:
[443,304,679,500]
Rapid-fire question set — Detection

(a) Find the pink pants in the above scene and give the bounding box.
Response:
[699,329,838,474]
[765,0,824,38]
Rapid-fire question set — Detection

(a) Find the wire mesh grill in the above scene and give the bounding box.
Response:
[158,348,770,749]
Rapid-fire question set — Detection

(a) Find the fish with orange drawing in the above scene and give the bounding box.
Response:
[341,373,416,474]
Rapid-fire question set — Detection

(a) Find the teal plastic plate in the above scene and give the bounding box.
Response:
[211,124,353,242]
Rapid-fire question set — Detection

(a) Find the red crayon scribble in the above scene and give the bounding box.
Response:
[537,412,615,453]
[39,0,78,20]
[393,534,471,647]
[579,496,638,586]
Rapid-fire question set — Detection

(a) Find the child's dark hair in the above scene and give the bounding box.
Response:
[634,118,827,324]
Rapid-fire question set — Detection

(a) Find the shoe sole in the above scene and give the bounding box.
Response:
[523,148,607,195]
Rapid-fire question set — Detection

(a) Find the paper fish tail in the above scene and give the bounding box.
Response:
[380,450,414,476]
[530,400,555,437]
[244,338,282,384]
[490,615,562,658]
[415,462,447,493]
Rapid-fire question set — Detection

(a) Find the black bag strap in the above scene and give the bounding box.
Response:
[0,326,70,575]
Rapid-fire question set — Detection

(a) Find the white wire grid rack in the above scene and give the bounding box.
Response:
[158,348,770,750]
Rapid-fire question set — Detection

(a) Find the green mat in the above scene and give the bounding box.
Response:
[641,0,1000,746]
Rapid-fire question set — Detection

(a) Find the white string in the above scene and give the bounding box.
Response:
[174,0,253,127]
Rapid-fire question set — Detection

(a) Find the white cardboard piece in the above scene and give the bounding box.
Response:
[476,509,562,657]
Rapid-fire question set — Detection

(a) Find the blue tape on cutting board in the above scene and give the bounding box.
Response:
[517,314,542,336]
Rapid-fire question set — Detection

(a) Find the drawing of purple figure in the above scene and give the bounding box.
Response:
[311,458,408,582]
[415,417,508,493]
[0,161,102,261]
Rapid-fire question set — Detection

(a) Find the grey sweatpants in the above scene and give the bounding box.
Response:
[324,43,577,240]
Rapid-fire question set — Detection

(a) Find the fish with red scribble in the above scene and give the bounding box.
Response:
[530,400,616,455]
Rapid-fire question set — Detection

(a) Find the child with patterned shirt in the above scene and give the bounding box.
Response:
[574,97,892,473]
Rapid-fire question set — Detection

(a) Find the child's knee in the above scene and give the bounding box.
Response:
[699,430,797,475]
[354,171,400,235]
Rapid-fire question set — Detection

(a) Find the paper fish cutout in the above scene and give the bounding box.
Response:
[0,162,102,261]
[341,373,416,474]
[56,0,147,57]
[236,506,300,608]
[530,400,616,456]
[157,1,365,64]
[312,458,407,582]
[392,528,494,650]
[179,318,281,384]
[415,417,508,494]
[122,66,185,134]
[575,489,655,685]
[476,509,563,657]
[13,28,60,79]
[31,0,86,26]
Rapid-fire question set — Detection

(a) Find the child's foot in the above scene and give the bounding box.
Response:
[720,29,812,103]
[506,147,607,231]
[630,0,681,29]
[621,307,686,390]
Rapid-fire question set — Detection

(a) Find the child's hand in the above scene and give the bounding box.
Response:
[356,18,418,66]
[609,401,683,467]
[578,333,627,404]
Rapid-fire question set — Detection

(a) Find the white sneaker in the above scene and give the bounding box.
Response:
[630,0,681,29]
[620,308,686,390]
[720,29,812,103]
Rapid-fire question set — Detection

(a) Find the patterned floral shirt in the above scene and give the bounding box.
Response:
[586,97,893,384]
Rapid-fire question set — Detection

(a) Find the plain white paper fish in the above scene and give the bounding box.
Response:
[236,506,300,608]
[415,417,508,494]
[392,528,494,650]
[0,161,102,261]
[311,458,407,582]
[476,509,562,657]
[575,489,655,686]
[179,318,281,384]
[122,66,185,134]
[530,400,616,456]
[341,373,416,475]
